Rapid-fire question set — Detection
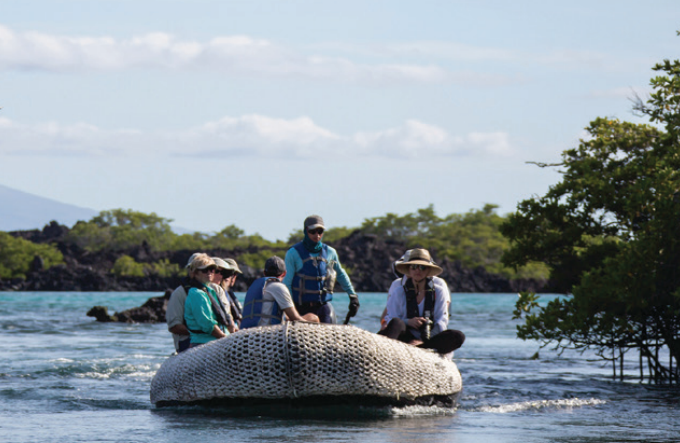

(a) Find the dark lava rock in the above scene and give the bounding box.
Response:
[3,222,551,295]
[87,290,171,323]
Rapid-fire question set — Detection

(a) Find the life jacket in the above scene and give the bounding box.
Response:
[241,277,283,329]
[227,290,243,322]
[290,243,336,305]
[404,277,436,321]
[186,279,230,333]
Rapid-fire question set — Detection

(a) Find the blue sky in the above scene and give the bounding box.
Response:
[1,1,678,240]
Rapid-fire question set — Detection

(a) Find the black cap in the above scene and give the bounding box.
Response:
[264,256,286,277]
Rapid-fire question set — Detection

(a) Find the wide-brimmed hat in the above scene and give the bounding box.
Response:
[395,248,442,277]
[224,258,242,274]
[189,254,216,272]
[212,257,233,271]
[185,252,202,269]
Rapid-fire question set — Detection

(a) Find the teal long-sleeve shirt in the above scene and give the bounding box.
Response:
[282,243,356,302]
[184,284,225,344]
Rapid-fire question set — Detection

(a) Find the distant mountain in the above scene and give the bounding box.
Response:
[0,184,97,232]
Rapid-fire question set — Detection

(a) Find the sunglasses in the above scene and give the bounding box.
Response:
[219,270,235,278]
[308,228,325,235]
[409,264,427,271]
[198,267,216,274]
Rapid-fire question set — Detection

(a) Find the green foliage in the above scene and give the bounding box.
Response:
[67,209,286,253]
[111,255,145,277]
[237,249,287,270]
[0,232,64,279]
[504,55,680,382]
[67,209,175,252]
[148,259,181,277]
[111,255,181,278]
[361,204,548,279]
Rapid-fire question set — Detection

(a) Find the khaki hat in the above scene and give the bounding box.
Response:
[189,254,216,272]
[185,252,202,269]
[395,248,442,277]
[212,257,233,271]
[224,258,242,274]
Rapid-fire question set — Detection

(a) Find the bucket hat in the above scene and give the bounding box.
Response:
[395,248,442,277]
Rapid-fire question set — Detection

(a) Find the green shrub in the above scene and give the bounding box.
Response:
[111,255,145,277]
[0,232,64,279]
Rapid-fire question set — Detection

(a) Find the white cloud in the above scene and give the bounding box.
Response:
[0,115,513,159]
[0,25,454,84]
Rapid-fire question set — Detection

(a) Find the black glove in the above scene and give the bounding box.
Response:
[348,295,360,317]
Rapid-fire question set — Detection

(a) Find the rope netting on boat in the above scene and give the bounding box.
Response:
[150,322,462,407]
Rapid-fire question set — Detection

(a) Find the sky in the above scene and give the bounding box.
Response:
[1,1,678,241]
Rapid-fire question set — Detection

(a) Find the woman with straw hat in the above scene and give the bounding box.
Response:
[379,248,465,354]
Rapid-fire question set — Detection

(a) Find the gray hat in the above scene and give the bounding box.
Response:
[224,258,242,274]
[304,215,325,230]
[264,256,286,277]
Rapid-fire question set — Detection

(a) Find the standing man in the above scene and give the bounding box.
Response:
[241,256,319,328]
[283,215,359,324]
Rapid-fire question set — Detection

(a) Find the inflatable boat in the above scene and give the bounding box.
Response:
[150,322,462,408]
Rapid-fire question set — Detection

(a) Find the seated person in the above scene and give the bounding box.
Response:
[166,252,202,353]
[184,255,234,348]
[380,250,411,330]
[210,257,239,332]
[223,258,244,326]
[241,256,319,329]
[379,248,465,355]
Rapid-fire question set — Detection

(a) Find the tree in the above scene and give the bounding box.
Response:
[67,209,175,252]
[502,54,680,382]
[362,204,547,278]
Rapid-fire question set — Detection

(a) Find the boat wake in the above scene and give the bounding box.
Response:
[475,397,606,413]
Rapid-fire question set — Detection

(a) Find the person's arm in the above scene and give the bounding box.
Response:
[166,286,188,333]
[268,281,319,323]
[211,324,227,338]
[281,306,319,322]
[328,247,357,296]
[169,324,189,335]
[282,248,301,293]
[384,281,407,325]
[432,278,452,335]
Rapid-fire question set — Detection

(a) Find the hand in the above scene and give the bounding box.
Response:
[348,294,360,317]
[407,317,427,329]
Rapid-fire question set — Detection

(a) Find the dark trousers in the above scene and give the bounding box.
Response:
[378,318,465,354]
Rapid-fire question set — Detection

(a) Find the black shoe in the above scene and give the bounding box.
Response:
[419,330,465,354]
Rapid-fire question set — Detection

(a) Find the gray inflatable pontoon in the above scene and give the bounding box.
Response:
[150,322,462,408]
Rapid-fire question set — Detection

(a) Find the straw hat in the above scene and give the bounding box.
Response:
[395,248,442,277]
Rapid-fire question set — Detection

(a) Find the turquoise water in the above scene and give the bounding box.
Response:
[1,291,679,442]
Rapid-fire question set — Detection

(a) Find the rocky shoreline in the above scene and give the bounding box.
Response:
[2,221,551,295]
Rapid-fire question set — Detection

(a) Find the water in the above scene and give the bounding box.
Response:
[1,291,679,443]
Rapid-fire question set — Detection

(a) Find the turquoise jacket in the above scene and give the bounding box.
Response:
[184,284,226,344]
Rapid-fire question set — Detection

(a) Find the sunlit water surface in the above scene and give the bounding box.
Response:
[1,291,678,443]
